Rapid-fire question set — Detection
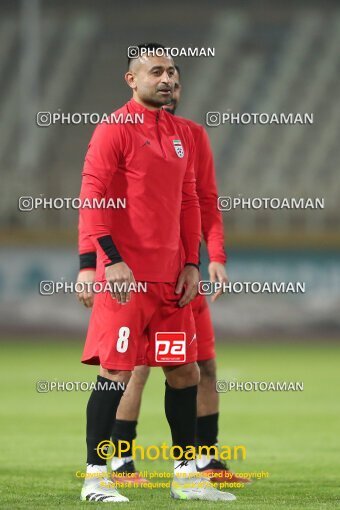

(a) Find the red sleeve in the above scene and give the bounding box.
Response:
[195,126,226,264]
[79,122,122,266]
[78,215,96,270]
[180,127,201,266]
[78,231,96,254]
[79,225,96,254]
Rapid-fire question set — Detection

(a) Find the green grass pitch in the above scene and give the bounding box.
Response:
[1,340,340,509]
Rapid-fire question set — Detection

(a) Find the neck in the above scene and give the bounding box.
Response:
[132,94,162,111]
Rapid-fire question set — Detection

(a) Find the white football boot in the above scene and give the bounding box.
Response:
[81,477,129,503]
[171,474,236,501]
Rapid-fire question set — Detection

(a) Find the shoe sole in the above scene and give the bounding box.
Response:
[170,488,236,501]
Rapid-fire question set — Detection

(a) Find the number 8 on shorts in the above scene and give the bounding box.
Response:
[116,327,130,353]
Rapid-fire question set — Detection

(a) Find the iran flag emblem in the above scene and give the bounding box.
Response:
[173,139,184,158]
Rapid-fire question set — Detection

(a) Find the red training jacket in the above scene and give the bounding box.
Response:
[78,98,201,282]
[177,116,226,264]
[78,106,226,273]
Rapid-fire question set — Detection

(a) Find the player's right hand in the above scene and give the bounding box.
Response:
[76,269,96,308]
[105,262,136,305]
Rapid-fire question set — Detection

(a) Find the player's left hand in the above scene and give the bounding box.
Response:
[208,262,228,302]
[175,265,199,307]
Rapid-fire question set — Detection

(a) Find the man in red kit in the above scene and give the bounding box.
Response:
[77,44,236,503]
[78,62,249,492]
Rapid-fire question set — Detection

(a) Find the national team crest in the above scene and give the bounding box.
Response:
[173,139,184,158]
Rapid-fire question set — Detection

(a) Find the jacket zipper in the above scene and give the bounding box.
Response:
[156,111,166,158]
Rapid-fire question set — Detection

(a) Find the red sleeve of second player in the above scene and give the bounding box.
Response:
[78,225,96,255]
[78,216,96,270]
[79,122,121,266]
[195,126,226,264]
[180,127,202,266]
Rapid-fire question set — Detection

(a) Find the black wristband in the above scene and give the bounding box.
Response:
[185,262,199,271]
[98,235,123,265]
[79,252,97,270]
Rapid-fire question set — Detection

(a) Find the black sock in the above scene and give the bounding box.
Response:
[86,376,125,465]
[196,412,219,447]
[164,381,197,459]
[111,419,137,457]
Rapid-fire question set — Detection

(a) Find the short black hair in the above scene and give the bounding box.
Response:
[174,64,181,78]
[127,43,166,69]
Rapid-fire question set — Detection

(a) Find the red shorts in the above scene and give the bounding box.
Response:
[81,282,197,370]
[191,293,215,361]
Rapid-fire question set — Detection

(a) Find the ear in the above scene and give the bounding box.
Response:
[125,71,136,90]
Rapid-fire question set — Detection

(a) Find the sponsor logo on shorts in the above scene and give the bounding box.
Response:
[155,332,186,363]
